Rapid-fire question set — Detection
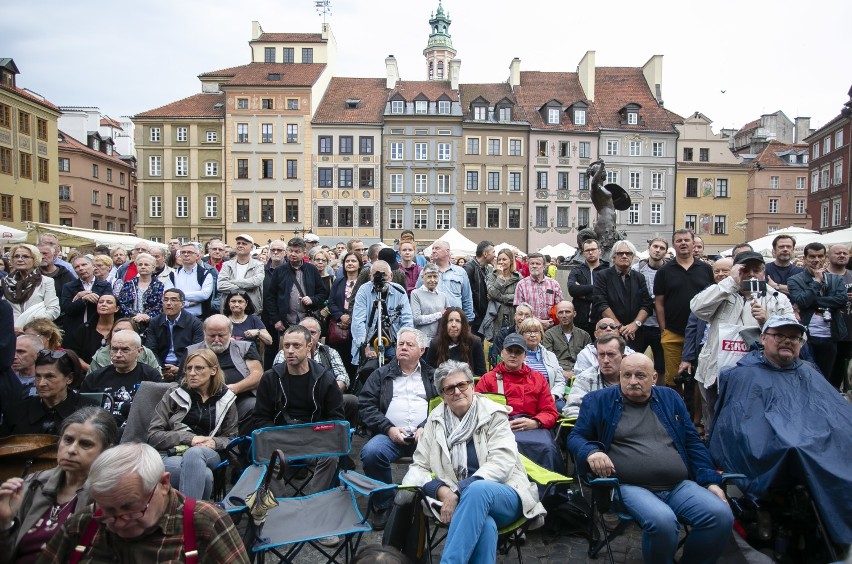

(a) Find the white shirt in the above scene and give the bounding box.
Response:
[385,364,428,432]
[172,265,213,316]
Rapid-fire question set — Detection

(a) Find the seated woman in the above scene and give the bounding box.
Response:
[424,307,487,377]
[0,407,117,562]
[0,349,87,436]
[147,349,238,500]
[223,291,272,348]
[22,318,64,351]
[518,317,567,412]
[476,333,562,472]
[62,293,120,370]
[87,317,161,376]
[403,360,545,564]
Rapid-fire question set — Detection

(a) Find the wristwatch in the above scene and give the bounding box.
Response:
[450,484,460,497]
[634,320,643,327]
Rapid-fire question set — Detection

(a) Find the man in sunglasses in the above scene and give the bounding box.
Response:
[573,317,636,374]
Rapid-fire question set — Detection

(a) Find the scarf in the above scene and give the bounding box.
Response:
[2,269,42,305]
[443,397,478,481]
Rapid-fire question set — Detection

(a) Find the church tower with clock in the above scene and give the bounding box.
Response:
[423,1,456,81]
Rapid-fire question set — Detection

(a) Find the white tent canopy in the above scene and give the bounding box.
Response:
[0,224,27,243]
[422,228,478,258]
[719,226,818,257]
[537,242,577,258]
[494,242,525,257]
[25,222,168,251]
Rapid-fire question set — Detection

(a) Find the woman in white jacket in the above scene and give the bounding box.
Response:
[402,360,545,564]
[1,243,60,329]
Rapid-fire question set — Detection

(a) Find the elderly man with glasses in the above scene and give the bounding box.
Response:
[573,317,636,374]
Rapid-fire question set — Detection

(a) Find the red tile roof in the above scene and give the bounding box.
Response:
[0,83,59,112]
[514,71,598,131]
[390,80,459,102]
[312,77,389,125]
[755,141,808,167]
[737,119,760,134]
[594,67,682,131]
[199,63,327,87]
[133,92,225,119]
[100,116,123,129]
[252,33,325,43]
[459,83,527,121]
[58,129,131,167]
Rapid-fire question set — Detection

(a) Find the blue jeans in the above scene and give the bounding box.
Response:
[617,480,734,564]
[360,434,416,510]
[163,446,221,500]
[441,480,522,564]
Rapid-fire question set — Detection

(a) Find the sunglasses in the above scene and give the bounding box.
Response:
[38,349,67,361]
[440,381,472,395]
[597,324,620,330]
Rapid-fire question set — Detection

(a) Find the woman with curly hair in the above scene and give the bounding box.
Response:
[424,307,487,377]
[23,317,64,350]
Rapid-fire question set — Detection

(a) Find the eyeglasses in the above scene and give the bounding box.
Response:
[94,484,158,525]
[522,331,541,336]
[440,381,472,395]
[38,349,67,361]
[269,248,285,252]
[764,332,804,344]
[615,251,634,256]
[597,324,620,330]
[12,254,34,260]
[583,248,599,253]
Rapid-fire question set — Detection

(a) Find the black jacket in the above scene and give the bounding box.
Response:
[261,260,279,325]
[144,311,204,371]
[0,390,87,436]
[264,262,328,326]
[358,359,438,436]
[424,335,487,377]
[592,266,654,326]
[567,260,610,330]
[249,358,344,431]
[463,259,491,331]
[60,278,113,334]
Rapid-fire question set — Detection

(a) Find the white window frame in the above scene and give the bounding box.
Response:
[149,195,162,218]
[415,100,428,114]
[175,196,188,218]
[236,123,248,143]
[650,202,662,225]
[175,156,188,177]
[684,214,697,232]
[833,199,842,225]
[149,127,160,142]
[824,137,831,154]
[414,174,428,194]
[509,139,522,156]
[835,130,844,148]
[629,171,641,190]
[176,127,188,142]
[148,155,161,177]
[629,140,641,156]
[413,208,428,230]
[205,161,218,177]
[206,130,217,143]
[796,177,806,189]
[627,112,638,125]
[627,203,640,225]
[389,173,403,194]
[389,208,404,230]
[811,170,819,192]
[606,170,619,185]
[795,199,805,214]
[487,171,500,191]
[769,198,778,214]
[770,176,779,189]
[573,109,586,126]
[391,100,404,114]
[436,174,451,194]
[606,140,619,156]
[652,141,664,157]
[205,195,218,218]
[436,209,450,230]
[834,160,843,185]
[390,142,404,161]
[651,171,663,190]
[487,138,501,156]
[715,178,729,198]
[438,143,451,161]
[821,202,829,227]
[414,142,428,161]
[438,100,451,114]
[547,108,560,125]
[474,106,486,120]
[508,171,521,192]
[261,123,273,143]
[821,167,830,190]
[579,141,591,159]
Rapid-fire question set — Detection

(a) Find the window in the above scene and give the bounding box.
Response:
[559,141,569,158]
[149,127,160,142]
[835,130,844,148]
[149,195,162,218]
[261,159,273,179]
[414,209,428,230]
[556,207,569,228]
[557,172,569,190]
[574,109,586,126]
[436,209,451,230]
[286,199,299,222]
[302,48,313,63]
[318,136,332,154]
[414,142,427,160]
[466,171,479,190]
[359,207,374,227]
[699,148,709,162]
[770,176,779,189]
[488,139,501,156]
[119,196,126,210]
[651,171,663,190]
[416,100,428,114]
[18,111,30,135]
[237,123,248,143]
[236,199,249,222]
[606,140,619,156]
[414,174,427,193]
[37,158,48,182]
[0,194,11,220]
[206,130,217,142]
[287,99,299,110]
[821,202,830,228]
[833,199,842,226]
[87,163,97,178]
[286,159,297,179]
[812,144,820,159]
[262,98,274,110]
[283,48,294,64]
[466,207,479,228]
[508,172,521,192]
[317,206,333,227]
[437,142,451,161]
[508,209,521,229]
[176,127,187,142]
[683,148,693,161]
[360,136,374,155]
[685,178,698,198]
[20,198,32,221]
[236,98,248,110]
[36,118,47,140]
[175,196,188,217]
[438,100,450,114]
[572,207,588,228]
[606,170,619,185]
[811,170,819,192]
[56,157,69,173]
[488,171,500,191]
[105,168,113,182]
[834,161,843,185]
[318,168,333,187]
[537,140,547,157]
[824,137,831,154]
[339,136,353,154]
[260,199,275,222]
[287,124,298,143]
[795,199,805,214]
[390,174,403,193]
[389,209,404,229]
[629,171,641,190]
[715,179,729,198]
[652,141,664,157]
[498,107,511,121]
[627,203,640,224]
[821,167,830,190]
[547,108,560,125]
[769,199,778,213]
[796,176,806,190]
[627,112,638,125]
[438,174,450,194]
[261,123,273,143]
[714,215,727,235]
[237,159,249,179]
[0,103,10,128]
[204,161,218,177]
[360,167,374,188]
[509,139,522,156]
[106,193,113,208]
[466,138,480,155]
[106,222,114,232]
[578,173,588,191]
[629,141,641,157]
[149,156,161,176]
[650,202,662,225]
[684,214,696,232]
[92,220,100,230]
[535,206,548,227]
[579,141,591,159]
[390,100,404,114]
[92,138,100,152]
[59,185,71,200]
[175,156,188,177]
[339,168,353,188]
[537,171,548,189]
[473,106,486,120]
[390,142,403,160]
[264,47,276,62]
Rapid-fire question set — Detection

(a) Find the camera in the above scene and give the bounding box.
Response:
[674,368,694,385]
[372,270,387,291]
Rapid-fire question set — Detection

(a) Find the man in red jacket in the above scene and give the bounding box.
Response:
[476,333,561,471]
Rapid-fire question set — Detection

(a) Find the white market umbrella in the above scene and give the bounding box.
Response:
[494,242,525,257]
[0,224,28,243]
[423,228,478,258]
[719,226,818,257]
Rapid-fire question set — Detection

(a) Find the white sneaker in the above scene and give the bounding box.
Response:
[317,535,341,547]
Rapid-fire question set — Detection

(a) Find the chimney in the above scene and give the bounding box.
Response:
[794,116,811,144]
[252,21,263,41]
[577,51,595,102]
[642,55,664,103]
[385,55,400,89]
[449,59,461,91]
[508,58,521,88]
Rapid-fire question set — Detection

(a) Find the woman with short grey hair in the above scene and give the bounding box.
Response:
[411,263,448,338]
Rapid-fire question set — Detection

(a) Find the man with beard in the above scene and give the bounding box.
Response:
[765,235,803,297]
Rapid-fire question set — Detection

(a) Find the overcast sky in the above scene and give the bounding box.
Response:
[3,0,850,134]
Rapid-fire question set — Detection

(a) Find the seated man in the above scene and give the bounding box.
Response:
[542,300,591,376]
[187,314,262,421]
[568,353,733,564]
[476,333,562,472]
[39,443,248,563]
[145,288,205,380]
[563,334,624,419]
[573,317,635,373]
[0,334,41,427]
[358,327,438,530]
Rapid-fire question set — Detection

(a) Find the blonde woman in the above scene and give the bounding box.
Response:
[1,243,60,328]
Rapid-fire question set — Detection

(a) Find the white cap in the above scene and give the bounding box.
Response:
[235,233,254,245]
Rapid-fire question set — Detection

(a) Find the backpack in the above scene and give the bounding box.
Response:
[169,266,217,320]
[540,487,593,544]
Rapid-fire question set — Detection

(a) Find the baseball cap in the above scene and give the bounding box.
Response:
[304,233,320,243]
[734,251,765,266]
[503,333,527,351]
[235,234,254,245]
[762,315,806,334]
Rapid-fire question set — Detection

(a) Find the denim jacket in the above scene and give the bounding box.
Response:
[567,385,721,486]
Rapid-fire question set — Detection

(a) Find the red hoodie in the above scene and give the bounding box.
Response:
[476,362,558,428]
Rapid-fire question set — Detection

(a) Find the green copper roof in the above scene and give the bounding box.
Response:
[426,1,454,51]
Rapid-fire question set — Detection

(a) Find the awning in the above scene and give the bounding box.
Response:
[0,223,28,243]
[25,222,168,251]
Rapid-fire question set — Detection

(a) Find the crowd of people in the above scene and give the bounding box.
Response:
[0,227,850,563]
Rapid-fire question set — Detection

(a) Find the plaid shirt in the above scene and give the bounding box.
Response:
[37,488,248,564]
[514,275,564,321]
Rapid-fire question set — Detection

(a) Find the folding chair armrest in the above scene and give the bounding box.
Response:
[719,473,747,484]
[339,470,397,497]
[587,477,620,487]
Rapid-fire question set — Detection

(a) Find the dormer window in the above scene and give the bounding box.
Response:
[391,100,404,114]
[575,109,587,126]
[474,106,486,120]
[415,100,428,114]
[438,100,450,114]
[498,107,511,121]
[346,98,361,110]
[627,112,638,125]
[106,144,113,156]
[789,155,796,163]
[620,103,642,126]
[92,138,100,151]
[267,73,281,81]
[548,108,560,125]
